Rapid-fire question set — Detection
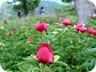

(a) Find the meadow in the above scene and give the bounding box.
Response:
[0,15,96,72]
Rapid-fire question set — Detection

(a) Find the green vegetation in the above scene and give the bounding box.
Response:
[62,0,73,3]
[0,16,96,72]
[13,0,41,15]
[55,4,76,18]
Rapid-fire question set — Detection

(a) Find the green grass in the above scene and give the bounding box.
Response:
[0,16,96,72]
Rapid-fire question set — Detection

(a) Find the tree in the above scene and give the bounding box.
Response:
[13,0,41,16]
[62,0,95,23]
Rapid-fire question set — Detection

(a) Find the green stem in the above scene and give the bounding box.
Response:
[41,64,46,72]
[41,32,46,43]
[49,66,52,72]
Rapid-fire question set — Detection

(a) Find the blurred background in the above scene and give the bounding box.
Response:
[0,0,74,19]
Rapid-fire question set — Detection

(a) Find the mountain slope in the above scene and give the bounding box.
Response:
[35,1,62,14]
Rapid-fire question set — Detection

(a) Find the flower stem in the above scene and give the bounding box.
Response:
[41,64,46,72]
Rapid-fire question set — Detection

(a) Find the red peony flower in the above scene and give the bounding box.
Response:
[28,38,33,43]
[78,26,87,33]
[9,31,13,36]
[36,43,54,64]
[4,20,7,24]
[87,28,96,35]
[61,19,72,26]
[14,28,17,31]
[24,22,27,26]
[75,24,87,33]
[56,17,61,22]
[75,24,83,31]
[89,15,93,18]
[75,24,84,27]
[35,22,48,32]
[89,14,96,18]
[93,31,96,36]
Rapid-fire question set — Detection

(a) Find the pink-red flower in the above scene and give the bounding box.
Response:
[79,27,87,33]
[24,22,27,26]
[14,28,17,31]
[89,15,93,18]
[9,31,13,36]
[28,38,33,43]
[4,20,7,24]
[87,28,96,35]
[35,22,48,32]
[89,14,96,18]
[75,24,83,31]
[75,24,87,33]
[56,17,61,22]
[36,43,54,64]
[61,19,72,26]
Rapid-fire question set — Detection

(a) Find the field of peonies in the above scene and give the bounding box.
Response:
[0,16,96,72]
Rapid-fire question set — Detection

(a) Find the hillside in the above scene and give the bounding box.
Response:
[35,1,62,14]
[0,2,15,18]
[0,1,62,18]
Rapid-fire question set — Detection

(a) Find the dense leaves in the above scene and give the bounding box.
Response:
[62,0,73,3]
[13,0,41,15]
[0,16,96,72]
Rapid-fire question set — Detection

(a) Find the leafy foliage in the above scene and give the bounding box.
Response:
[0,16,96,72]
[55,4,76,18]
[62,0,73,3]
[88,16,96,28]
[13,0,41,15]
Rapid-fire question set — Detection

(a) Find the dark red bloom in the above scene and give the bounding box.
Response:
[76,24,84,27]
[75,24,83,31]
[14,28,17,31]
[61,19,72,26]
[89,14,96,18]
[28,38,33,43]
[9,31,13,36]
[89,15,93,18]
[24,22,27,26]
[35,22,48,32]
[87,28,96,35]
[56,17,61,22]
[75,24,87,33]
[79,26,87,33]
[4,20,7,24]
[36,43,54,64]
